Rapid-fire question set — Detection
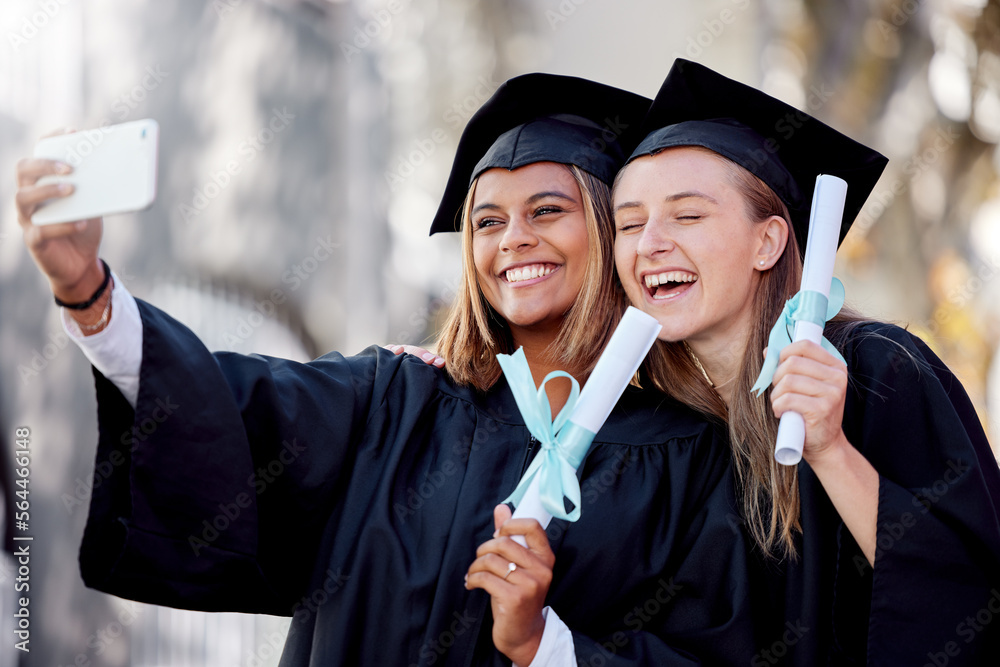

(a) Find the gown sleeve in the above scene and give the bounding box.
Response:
[78,299,405,616]
[838,323,1000,665]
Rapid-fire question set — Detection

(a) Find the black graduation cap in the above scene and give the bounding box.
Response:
[629,59,888,250]
[429,73,651,235]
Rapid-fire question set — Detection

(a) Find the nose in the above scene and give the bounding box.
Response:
[499,215,538,252]
[635,217,674,258]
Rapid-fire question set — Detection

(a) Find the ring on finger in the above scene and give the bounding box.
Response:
[502,562,516,581]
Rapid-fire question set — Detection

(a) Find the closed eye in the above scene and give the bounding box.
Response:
[616,219,646,233]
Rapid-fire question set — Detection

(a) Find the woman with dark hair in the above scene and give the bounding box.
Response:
[614,59,1000,665]
[17,73,757,665]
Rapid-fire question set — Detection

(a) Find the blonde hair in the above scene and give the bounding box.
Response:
[438,164,628,391]
[624,148,805,559]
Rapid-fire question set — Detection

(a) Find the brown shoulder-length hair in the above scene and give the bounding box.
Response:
[626,147,868,560]
[438,164,629,392]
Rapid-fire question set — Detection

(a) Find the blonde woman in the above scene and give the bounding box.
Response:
[614,59,1000,666]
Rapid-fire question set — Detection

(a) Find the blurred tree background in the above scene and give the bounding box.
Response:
[0,0,996,665]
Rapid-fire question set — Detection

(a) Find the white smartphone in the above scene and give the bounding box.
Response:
[31,118,159,225]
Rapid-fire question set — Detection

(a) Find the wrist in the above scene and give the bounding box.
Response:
[61,264,115,336]
[803,430,851,472]
[51,258,105,305]
[506,620,545,667]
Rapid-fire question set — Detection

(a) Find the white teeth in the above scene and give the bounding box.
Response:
[644,271,697,288]
[506,264,554,283]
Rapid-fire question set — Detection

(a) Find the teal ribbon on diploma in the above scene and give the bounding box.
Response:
[497,348,596,522]
[751,277,847,396]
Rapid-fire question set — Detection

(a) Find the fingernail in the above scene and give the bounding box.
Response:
[493,529,499,538]
[55,162,71,174]
[463,573,468,586]
[434,357,445,367]
[58,183,72,194]
[421,352,434,362]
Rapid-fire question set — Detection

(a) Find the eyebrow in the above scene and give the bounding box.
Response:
[471,202,501,215]
[472,190,577,215]
[666,190,719,205]
[614,190,719,215]
[614,201,642,215]
[526,190,576,205]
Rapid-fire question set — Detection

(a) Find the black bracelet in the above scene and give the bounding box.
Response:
[54,260,111,310]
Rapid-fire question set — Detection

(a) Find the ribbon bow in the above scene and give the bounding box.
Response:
[751,277,847,396]
[497,348,595,522]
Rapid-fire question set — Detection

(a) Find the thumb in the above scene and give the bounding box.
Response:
[493,503,513,535]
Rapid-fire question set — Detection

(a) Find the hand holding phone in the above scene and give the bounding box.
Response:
[31,119,159,225]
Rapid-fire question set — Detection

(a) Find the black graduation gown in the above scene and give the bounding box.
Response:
[78,300,757,666]
[752,322,1000,666]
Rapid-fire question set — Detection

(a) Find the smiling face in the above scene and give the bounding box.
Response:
[471,161,590,344]
[613,146,784,351]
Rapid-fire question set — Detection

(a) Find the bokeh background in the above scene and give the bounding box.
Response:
[0,0,998,665]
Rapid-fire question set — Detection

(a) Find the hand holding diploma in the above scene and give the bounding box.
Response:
[751,174,849,465]
[497,306,662,544]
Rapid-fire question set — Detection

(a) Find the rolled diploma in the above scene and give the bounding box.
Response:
[511,306,661,545]
[774,174,848,466]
